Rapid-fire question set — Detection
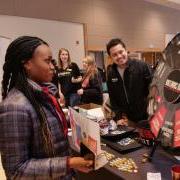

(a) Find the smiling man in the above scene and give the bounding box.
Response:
[106,38,152,125]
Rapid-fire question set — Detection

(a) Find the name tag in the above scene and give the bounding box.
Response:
[59,71,71,76]
[111,78,118,82]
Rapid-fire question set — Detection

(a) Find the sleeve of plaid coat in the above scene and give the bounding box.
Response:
[0,103,68,179]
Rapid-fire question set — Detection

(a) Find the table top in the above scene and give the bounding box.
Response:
[101,145,179,180]
[69,136,179,180]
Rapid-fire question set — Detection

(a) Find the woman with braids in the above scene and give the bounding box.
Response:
[77,56,103,105]
[0,36,92,180]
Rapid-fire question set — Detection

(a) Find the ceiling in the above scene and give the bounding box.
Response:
[145,0,180,10]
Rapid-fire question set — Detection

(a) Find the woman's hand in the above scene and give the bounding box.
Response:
[58,93,65,107]
[77,89,84,95]
[69,157,93,173]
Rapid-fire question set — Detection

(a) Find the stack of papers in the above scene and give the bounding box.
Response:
[87,108,104,120]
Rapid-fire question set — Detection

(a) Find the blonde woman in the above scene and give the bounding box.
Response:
[77,56,103,105]
[58,48,82,107]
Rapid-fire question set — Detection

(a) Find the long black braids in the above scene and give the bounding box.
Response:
[2,36,55,157]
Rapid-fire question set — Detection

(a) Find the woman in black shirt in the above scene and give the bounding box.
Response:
[58,48,82,107]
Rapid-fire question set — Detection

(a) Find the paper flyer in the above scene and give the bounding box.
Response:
[69,107,108,169]
[69,108,82,151]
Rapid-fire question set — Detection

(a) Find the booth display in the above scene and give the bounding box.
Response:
[149,33,180,150]
[69,34,180,179]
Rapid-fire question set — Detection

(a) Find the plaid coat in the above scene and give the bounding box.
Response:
[0,81,72,180]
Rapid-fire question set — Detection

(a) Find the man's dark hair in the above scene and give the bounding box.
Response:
[2,36,54,156]
[106,38,126,55]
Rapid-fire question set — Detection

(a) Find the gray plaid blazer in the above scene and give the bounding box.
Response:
[0,81,72,180]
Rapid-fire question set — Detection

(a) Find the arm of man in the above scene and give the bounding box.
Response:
[107,66,127,122]
[107,65,129,126]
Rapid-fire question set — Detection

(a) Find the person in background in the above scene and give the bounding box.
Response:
[106,38,152,126]
[77,56,103,105]
[51,59,66,105]
[58,48,82,107]
[0,36,92,179]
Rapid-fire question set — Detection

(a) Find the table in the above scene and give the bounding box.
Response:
[74,143,179,180]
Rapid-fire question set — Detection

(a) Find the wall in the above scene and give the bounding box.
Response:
[0,0,180,51]
[0,15,85,67]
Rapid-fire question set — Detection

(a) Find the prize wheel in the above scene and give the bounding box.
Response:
[149,33,180,148]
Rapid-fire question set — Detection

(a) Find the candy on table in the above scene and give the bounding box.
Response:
[103,151,115,161]
[109,157,138,173]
